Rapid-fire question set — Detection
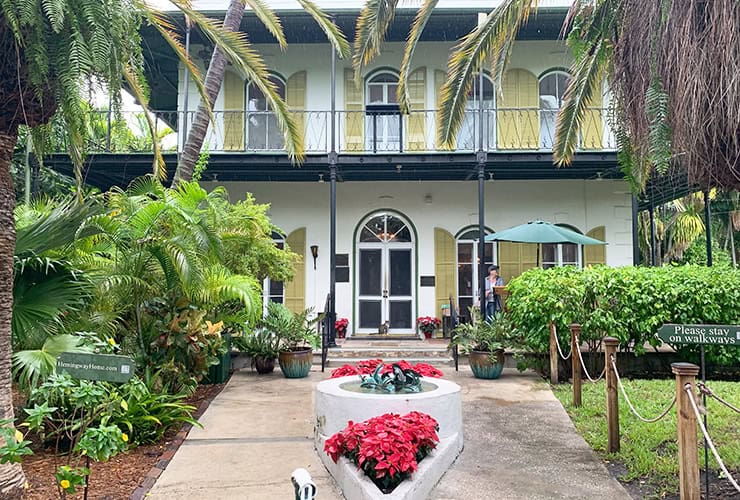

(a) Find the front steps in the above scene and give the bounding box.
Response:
[322,339,453,367]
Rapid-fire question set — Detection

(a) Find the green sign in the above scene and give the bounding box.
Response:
[658,324,740,346]
[57,353,135,383]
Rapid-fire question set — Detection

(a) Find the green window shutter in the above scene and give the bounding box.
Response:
[434,228,456,314]
[344,68,364,151]
[498,241,538,283]
[497,69,539,149]
[434,69,446,148]
[224,71,245,150]
[284,228,306,313]
[584,226,607,266]
[405,67,426,151]
[581,83,604,149]
[287,71,307,138]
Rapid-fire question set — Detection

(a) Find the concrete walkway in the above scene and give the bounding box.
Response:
[149,367,629,500]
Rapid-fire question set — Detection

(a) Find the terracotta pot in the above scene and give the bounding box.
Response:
[278,347,313,378]
[469,349,505,379]
[254,356,276,374]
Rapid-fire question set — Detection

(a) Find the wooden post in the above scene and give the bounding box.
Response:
[549,321,558,384]
[570,324,582,407]
[672,362,701,500]
[604,337,620,453]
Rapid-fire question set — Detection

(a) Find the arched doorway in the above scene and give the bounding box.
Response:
[355,212,415,334]
[539,70,571,149]
[365,70,400,151]
[455,227,496,323]
[457,73,496,150]
[246,73,286,150]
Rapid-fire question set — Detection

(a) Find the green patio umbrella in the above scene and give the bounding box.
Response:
[484,220,606,266]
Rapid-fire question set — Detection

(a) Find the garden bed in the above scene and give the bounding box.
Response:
[552,379,739,499]
[14,382,225,499]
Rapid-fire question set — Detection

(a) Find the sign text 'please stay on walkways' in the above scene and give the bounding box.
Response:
[657,324,739,346]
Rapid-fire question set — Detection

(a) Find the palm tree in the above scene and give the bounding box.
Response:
[174,0,351,184]
[356,0,740,192]
[0,1,302,494]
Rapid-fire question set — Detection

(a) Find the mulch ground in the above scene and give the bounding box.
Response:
[14,382,226,500]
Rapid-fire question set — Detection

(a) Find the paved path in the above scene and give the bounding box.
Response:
[149,367,629,500]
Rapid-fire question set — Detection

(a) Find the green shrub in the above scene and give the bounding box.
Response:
[507,265,740,366]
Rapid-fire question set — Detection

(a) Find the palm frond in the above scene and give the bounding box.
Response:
[353,0,400,81]
[398,0,438,113]
[437,0,535,148]
[295,0,350,59]
[13,334,92,392]
[244,0,287,49]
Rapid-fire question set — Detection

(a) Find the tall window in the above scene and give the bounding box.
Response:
[539,71,571,149]
[458,74,496,150]
[542,224,581,269]
[263,232,285,310]
[247,74,286,150]
[365,71,400,151]
[456,228,494,323]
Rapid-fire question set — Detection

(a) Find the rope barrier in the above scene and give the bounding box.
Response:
[552,328,572,360]
[698,382,740,414]
[610,355,676,423]
[684,384,740,493]
[575,335,605,382]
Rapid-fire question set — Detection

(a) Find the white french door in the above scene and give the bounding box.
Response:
[356,213,415,335]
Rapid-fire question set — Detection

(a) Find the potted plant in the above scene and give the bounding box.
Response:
[261,302,321,378]
[334,317,348,339]
[450,309,514,379]
[417,316,441,339]
[232,328,280,374]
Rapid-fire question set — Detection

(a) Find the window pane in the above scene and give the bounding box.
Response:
[359,249,382,295]
[389,301,411,329]
[458,264,473,296]
[389,249,411,296]
[542,244,557,263]
[359,301,382,328]
[247,114,267,149]
[387,84,398,104]
[458,298,474,324]
[269,280,283,296]
[369,85,384,104]
[458,243,473,263]
[266,115,284,149]
[562,243,578,264]
[393,226,411,242]
[484,242,494,265]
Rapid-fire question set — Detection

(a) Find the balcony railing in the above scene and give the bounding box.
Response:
[68,108,617,155]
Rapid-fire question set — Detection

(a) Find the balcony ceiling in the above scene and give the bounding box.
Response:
[141,9,569,112]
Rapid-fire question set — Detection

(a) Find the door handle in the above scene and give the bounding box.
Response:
[382,289,388,298]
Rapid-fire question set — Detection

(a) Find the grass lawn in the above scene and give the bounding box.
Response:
[553,379,740,497]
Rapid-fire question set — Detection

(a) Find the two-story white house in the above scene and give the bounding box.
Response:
[50,1,640,337]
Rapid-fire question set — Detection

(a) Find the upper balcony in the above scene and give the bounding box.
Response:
[79,106,615,156]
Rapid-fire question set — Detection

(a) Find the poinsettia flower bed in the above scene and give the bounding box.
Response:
[330,359,444,379]
[324,411,440,494]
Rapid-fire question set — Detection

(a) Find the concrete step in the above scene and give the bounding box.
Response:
[325,357,453,367]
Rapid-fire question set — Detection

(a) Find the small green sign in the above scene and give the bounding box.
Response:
[658,324,740,346]
[57,352,135,383]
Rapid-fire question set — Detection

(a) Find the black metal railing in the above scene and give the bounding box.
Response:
[59,107,617,155]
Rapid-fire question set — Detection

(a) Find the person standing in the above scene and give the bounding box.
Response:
[485,265,505,321]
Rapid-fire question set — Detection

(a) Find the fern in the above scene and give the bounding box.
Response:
[646,76,673,175]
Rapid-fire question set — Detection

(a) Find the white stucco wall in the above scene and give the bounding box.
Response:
[214,179,633,330]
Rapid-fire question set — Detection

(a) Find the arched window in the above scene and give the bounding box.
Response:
[458,74,496,150]
[539,71,571,148]
[456,227,495,323]
[247,74,286,150]
[263,232,286,310]
[542,224,582,269]
[365,71,400,151]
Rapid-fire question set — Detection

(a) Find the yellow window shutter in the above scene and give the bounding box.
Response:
[223,71,245,150]
[434,69,446,148]
[434,228,456,314]
[284,228,306,313]
[584,226,607,266]
[497,69,539,149]
[498,241,539,283]
[580,82,604,149]
[287,71,307,138]
[344,68,364,151]
[405,67,426,151]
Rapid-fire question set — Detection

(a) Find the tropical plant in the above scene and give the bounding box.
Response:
[450,308,517,354]
[259,302,320,352]
[232,329,281,360]
[175,0,351,182]
[11,334,91,393]
[1,0,289,489]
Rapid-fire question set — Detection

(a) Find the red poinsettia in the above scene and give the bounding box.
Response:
[324,412,439,493]
[330,359,444,379]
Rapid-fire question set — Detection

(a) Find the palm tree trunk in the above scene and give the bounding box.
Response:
[0,131,26,499]
[174,0,246,185]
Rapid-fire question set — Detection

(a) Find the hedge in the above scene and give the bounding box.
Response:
[506,265,740,366]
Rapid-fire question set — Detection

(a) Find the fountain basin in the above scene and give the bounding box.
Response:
[315,376,463,500]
